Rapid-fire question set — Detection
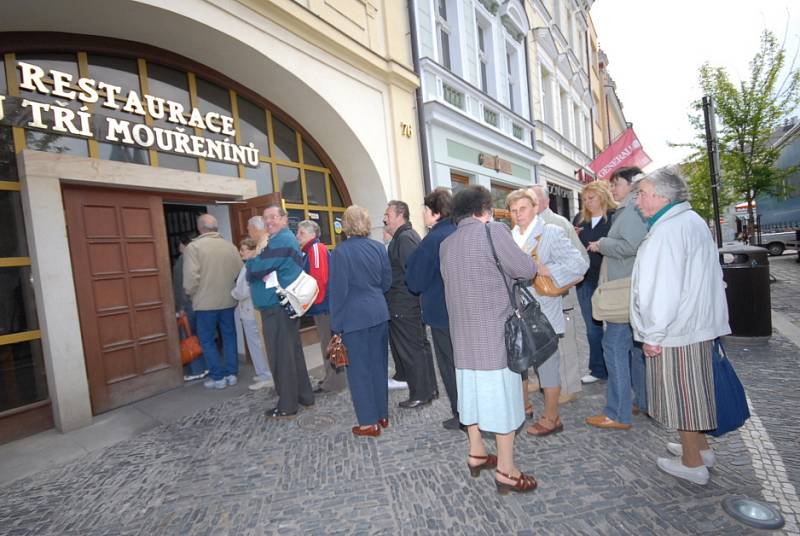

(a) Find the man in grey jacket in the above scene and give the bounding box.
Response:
[585,167,648,430]
[183,214,243,390]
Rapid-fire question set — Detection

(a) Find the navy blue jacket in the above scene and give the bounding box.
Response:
[405,218,457,329]
[329,236,392,334]
[574,211,615,285]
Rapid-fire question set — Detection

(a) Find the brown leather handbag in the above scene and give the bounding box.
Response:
[326,334,349,369]
[531,238,582,297]
[177,313,203,365]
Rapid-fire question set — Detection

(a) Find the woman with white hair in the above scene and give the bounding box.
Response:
[631,168,730,485]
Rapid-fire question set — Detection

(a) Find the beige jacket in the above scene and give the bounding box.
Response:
[183,232,242,311]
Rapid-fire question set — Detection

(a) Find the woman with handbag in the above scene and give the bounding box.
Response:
[585,167,649,430]
[440,186,538,494]
[574,182,617,385]
[329,206,392,437]
[631,169,730,485]
[506,190,588,437]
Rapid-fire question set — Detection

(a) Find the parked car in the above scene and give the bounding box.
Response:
[757,230,799,256]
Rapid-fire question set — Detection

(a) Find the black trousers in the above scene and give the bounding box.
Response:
[388,311,436,401]
[431,325,458,417]
[261,307,314,414]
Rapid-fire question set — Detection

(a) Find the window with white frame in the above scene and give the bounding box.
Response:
[506,45,519,113]
[436,0,453,70]
[476,16,493,94]
[573,104,583,149]
[559,88,571,139]
[541,67,555,127]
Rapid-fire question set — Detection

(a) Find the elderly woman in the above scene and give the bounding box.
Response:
[631,169,730,485]
[506,189,588,437]
[440,186,537,494]
[575,181,617,385]
[329,206,392,437]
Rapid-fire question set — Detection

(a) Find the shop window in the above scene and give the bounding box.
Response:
[272,116,298,162]
[0,339,48,413]
[0,266,38,335]
[88,55,141,94]
[286,208,305,234]
[146,63,192,166]
[96,99,150,166]
[330,181,344,207]
[302,141,323,167]
[0,57,6,94]
[244,163,273,195]
[305,169,327,206]
[491,182,514,228]
[277,165,302,203]
[237,96,270,157]
[24,130,88,157]
[0,127,18,181]
[16,53,80,101]
[450,172,468,193]
[0,191,27,258]
[157,153,198,172]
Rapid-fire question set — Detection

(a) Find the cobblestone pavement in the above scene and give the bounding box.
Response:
[1,276,799,535]
[770,254,800,330]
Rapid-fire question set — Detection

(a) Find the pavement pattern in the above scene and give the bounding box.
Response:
[0,259,798,535]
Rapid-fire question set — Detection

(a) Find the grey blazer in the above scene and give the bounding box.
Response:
[597,193,648,281]
[518,217,589,334]
[440,218,536,371]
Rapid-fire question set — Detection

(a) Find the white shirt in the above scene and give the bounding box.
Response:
[512,215,538,248]
[591,215,602,228]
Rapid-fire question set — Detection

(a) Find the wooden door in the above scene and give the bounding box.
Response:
[230,193,282,246]
[63,187,181,414]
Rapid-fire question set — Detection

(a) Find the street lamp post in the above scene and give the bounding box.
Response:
[703,95,723,247]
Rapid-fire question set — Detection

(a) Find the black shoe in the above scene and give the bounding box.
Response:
[432,390,440,400]
[266,407,296,420]
[398,398,432,409]
[442,417,462,430]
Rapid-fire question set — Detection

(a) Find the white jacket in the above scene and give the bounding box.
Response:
[231,266,256,320]
[631,202,730,347]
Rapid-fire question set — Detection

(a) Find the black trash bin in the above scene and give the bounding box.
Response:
[719,245,771,337]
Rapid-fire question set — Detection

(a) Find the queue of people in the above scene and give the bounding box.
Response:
[175,166,731,491]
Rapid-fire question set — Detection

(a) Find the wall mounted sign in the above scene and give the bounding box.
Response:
[0,61,260,167]
[478,153,512,174]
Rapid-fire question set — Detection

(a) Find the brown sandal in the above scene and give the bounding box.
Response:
[526,415,564,437]
[495,469,537,494]
[467,454,498,477]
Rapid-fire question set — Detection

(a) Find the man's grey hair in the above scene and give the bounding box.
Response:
[264,203,287,217]
[644,167,689,203]
[247,215,265,231]
[297,220,321,237]
[197,213,218,232]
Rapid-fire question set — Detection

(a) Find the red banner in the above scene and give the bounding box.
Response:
[588,128,652,180]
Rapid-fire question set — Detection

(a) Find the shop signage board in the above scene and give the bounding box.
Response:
[0,61,260,167]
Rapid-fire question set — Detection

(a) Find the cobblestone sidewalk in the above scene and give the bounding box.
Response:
[0,260,798,535]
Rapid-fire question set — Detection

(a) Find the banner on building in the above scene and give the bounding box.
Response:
[588,127,651,180]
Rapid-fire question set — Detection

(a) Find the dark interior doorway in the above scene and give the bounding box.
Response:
[163,204,207,263]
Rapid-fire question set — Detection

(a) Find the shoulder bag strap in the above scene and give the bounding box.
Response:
[484,223,517,310]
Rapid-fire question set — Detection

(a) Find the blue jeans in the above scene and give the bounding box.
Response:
[344,322,389,426]
[602,322,634,424]
[196,307,238,381]
[181,307,208,376]
[630,342,647,412]
[576,281,607,379]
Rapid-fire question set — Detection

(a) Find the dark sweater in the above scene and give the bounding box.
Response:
[576,210,614,285]
[405,218,457,329]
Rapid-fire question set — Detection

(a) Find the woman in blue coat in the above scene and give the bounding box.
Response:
[329,206,392,437]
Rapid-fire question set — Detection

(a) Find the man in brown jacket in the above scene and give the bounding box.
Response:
[183,214,243,389]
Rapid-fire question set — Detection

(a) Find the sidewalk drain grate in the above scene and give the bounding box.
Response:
[297,413,336,429]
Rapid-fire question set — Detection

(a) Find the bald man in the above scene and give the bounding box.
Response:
[184,214,243,389]
[528,185,587,403]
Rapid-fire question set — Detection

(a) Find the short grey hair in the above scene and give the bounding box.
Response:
[643,167,689,203]
[197,213,218,232]
[247,215,265,231]
[297,220,320,237]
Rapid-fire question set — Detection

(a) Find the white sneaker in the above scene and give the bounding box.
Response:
[581,374,601,384]
[387,378,409,390]
[225,375,238,386]
[253,374,272,382]
[248,379,271,391]
[666,442,716,468]
[657,456,710,485]
[203,378,227,390]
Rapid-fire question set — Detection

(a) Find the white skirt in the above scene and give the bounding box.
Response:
[457,367,524,434]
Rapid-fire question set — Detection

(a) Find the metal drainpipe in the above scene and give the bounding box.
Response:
[407,0,432,195]
[585,28,596,158]
[524,27,538,184]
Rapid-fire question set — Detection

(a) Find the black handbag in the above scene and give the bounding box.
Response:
[485,224,559,374]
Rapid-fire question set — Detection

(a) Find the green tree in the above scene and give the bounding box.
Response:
[677,30,800,234]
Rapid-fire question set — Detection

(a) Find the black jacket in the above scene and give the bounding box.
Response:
[576,211,615,285]
[386,222,421,314]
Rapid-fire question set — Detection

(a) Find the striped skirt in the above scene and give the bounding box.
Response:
[646,340,717,431]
